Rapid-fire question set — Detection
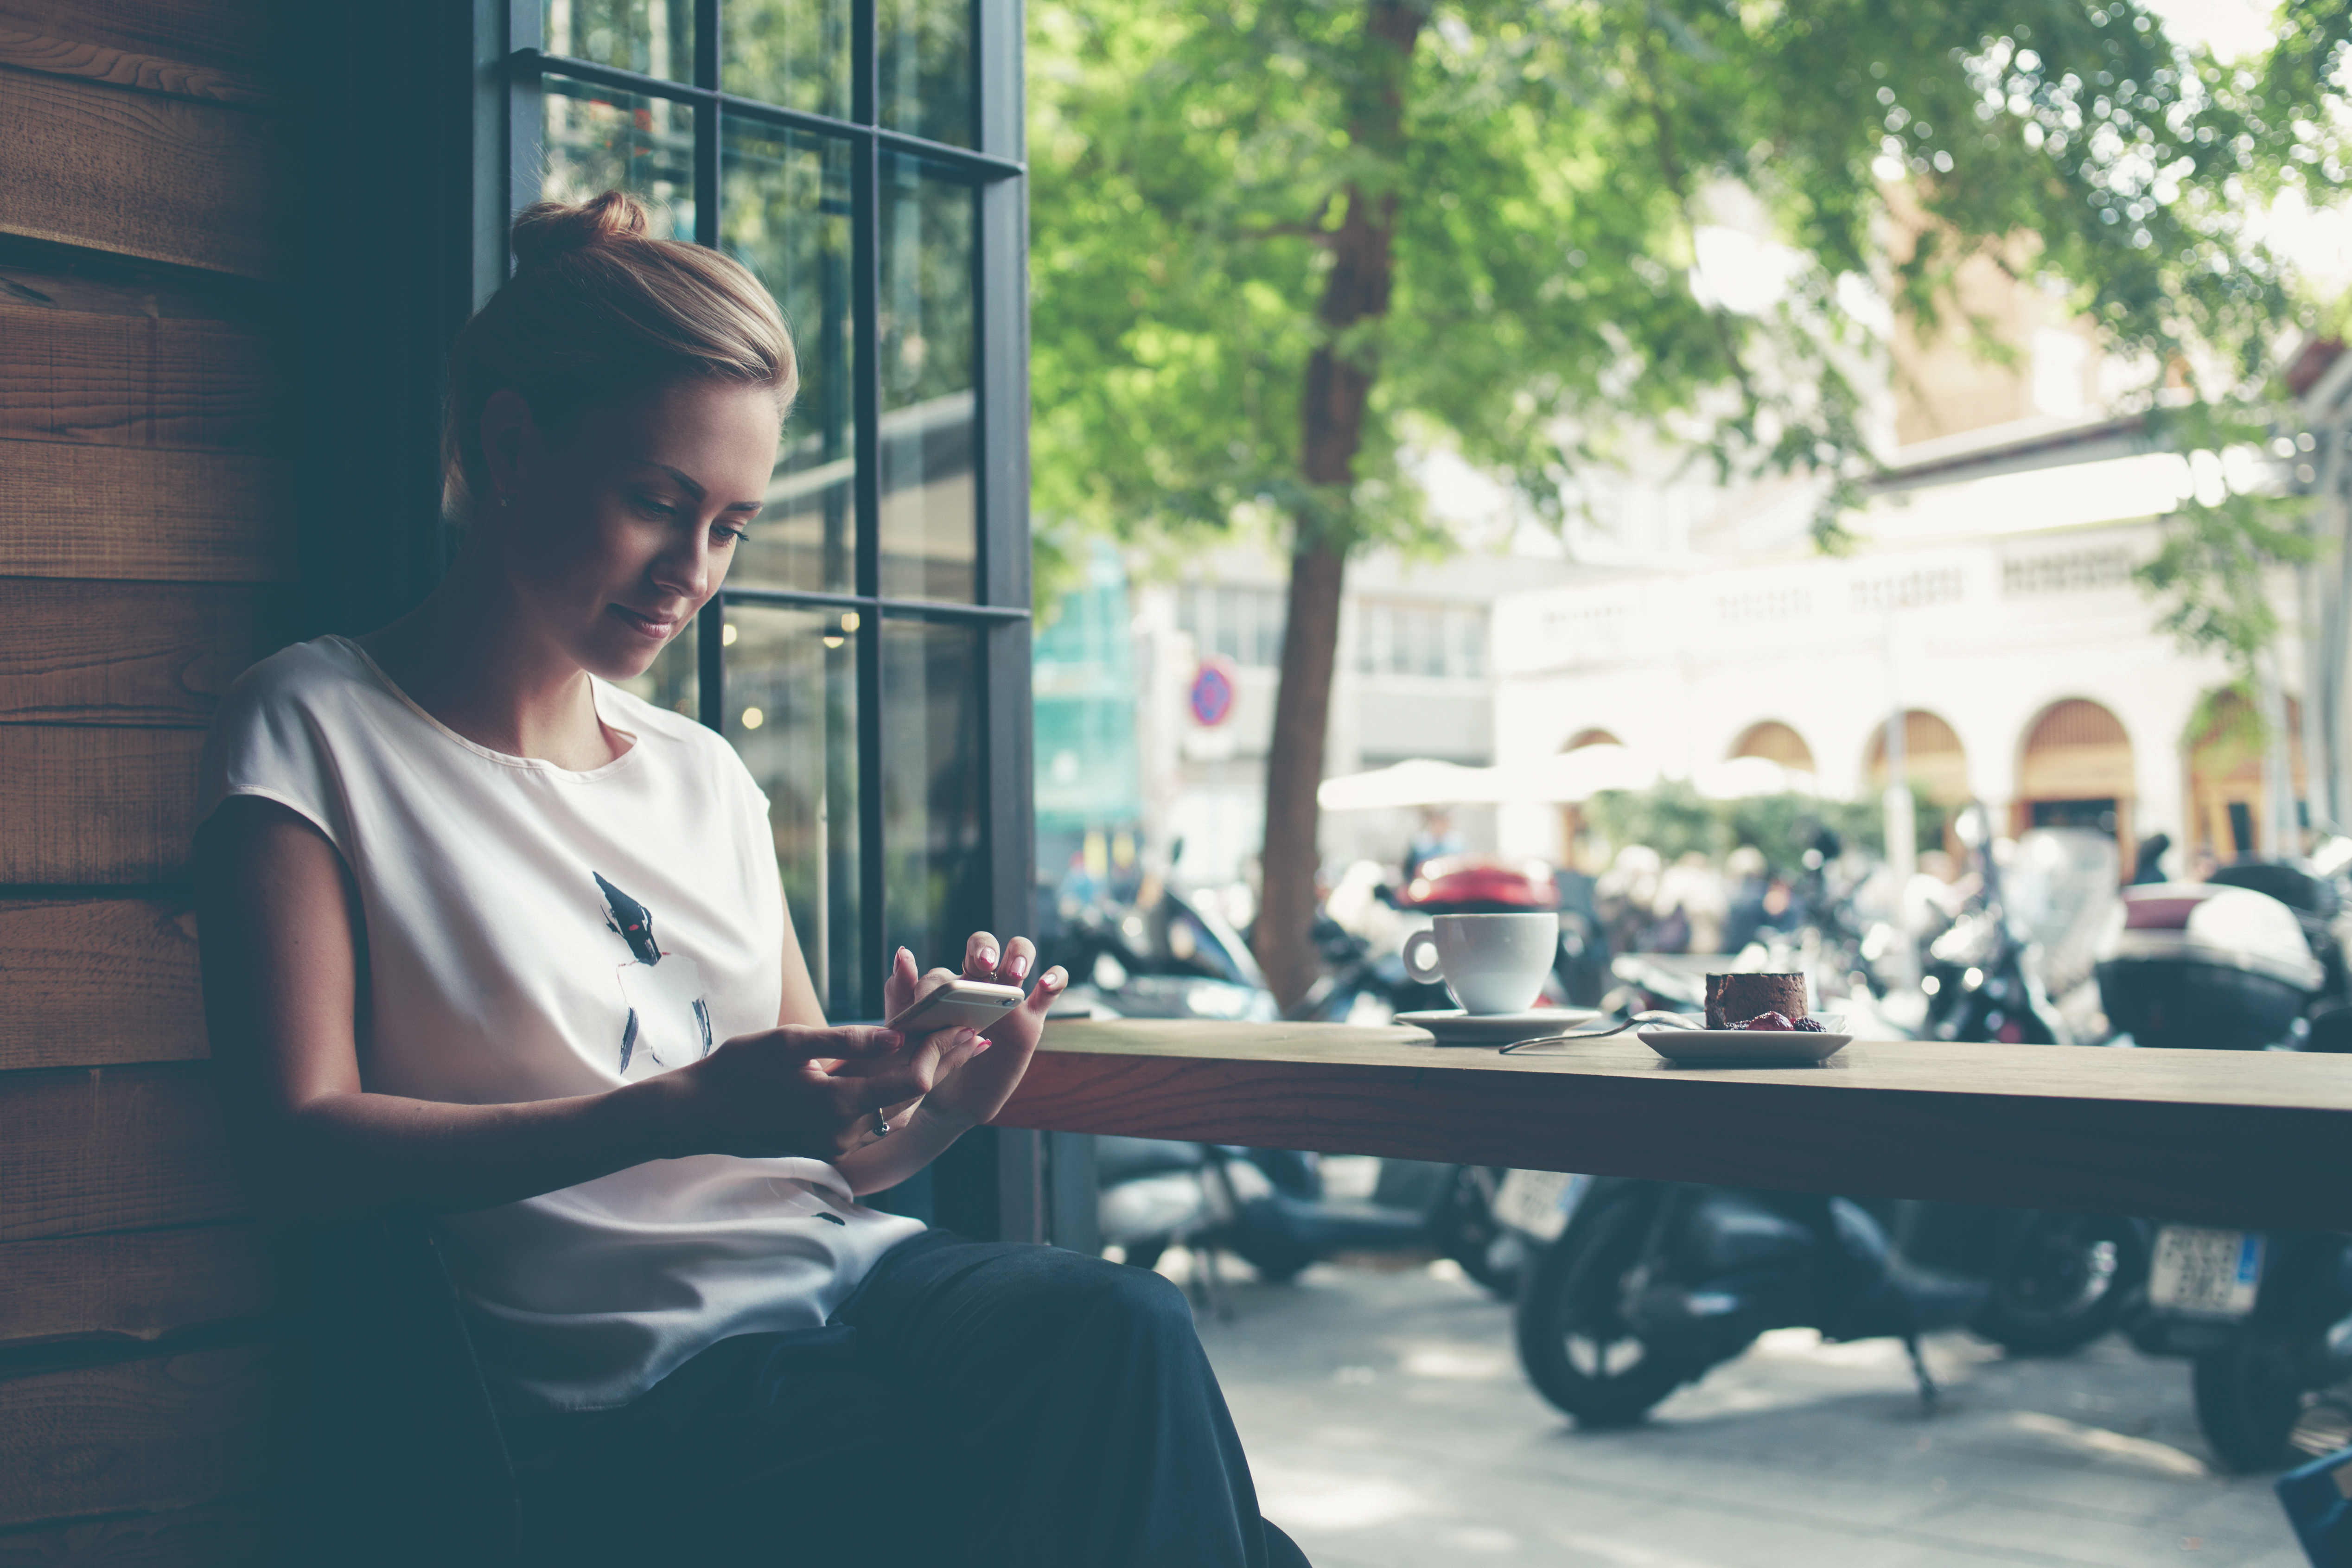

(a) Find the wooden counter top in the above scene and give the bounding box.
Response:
[995,1020,2352,1232]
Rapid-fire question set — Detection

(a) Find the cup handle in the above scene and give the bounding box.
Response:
[1401,929,1444,984]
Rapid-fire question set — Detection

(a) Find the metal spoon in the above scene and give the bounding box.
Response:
[1498,1010,1704,1053]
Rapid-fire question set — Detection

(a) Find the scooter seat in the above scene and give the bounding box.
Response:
[1670,1192,1819,1276]
[1829,1257,1989,1342]
[1093,1136,1207,1184]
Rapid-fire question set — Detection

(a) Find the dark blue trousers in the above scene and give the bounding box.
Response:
[507,1231,1310,1568]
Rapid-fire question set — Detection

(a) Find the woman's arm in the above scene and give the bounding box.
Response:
[196,796,941,1225]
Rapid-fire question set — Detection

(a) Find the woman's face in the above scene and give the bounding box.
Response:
[484,377,780,682]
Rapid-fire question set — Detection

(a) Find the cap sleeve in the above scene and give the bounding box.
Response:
[195,643,355,858]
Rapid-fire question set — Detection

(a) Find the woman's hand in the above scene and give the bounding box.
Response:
[885,933,1065,1134]
[652,1023,985,1160]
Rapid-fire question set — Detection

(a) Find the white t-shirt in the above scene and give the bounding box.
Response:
[197,636,924,1411]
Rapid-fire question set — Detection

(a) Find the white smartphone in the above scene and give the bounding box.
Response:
[884,978,1026,1037]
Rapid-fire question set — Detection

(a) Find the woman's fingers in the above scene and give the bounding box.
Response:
[883,945,921,1017]
[996,935,1036,984]
[1029,966,1066,1009]
[857,1029,956,1109]
[962,930,1001,977]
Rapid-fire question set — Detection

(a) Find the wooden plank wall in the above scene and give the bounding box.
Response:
[0,4,299,1560]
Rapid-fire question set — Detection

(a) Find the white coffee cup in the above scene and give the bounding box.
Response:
[1401,912,1560,1014]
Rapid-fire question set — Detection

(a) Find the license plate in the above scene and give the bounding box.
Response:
[2149,1226,2264,1316]
[1493,1170,1585,1242]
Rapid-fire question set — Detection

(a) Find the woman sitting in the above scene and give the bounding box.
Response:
[194,190,1307,1568]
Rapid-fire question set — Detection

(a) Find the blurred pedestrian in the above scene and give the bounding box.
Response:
[1404,809,1465,881]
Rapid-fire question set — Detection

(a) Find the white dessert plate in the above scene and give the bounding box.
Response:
[1397,1007,1602,1045]
[1636,1022,1851,1064]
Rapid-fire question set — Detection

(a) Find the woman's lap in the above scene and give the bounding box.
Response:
[513,1232,1307,1568]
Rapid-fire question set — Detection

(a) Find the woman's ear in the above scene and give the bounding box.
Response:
[478,388,541,508]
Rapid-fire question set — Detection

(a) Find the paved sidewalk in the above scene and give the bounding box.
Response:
[1187,1254,2307,1568]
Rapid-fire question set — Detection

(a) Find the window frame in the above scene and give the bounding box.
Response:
[497,0,1034,1025]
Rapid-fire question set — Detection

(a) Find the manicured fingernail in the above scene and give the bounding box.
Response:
[971,1039,992,1054]
[1042,968,1065,991]
[979,947,998,969]
[957,1028,981,1047]
[877,1030,903,1048]
[1009,953,1030,979]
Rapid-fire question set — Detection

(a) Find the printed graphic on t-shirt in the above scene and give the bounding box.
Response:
[594,872,715,1076]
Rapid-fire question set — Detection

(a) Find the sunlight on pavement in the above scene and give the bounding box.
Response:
[2008,1412,2213,1479]
[1547,1532,1735,1568]
[1253,1467,1428,1531]
[1397,1341,1515,1381]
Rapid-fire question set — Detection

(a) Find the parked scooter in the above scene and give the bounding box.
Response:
[1506,1174,2147,1426]
[1096,1138,1513,1299]
[2125,1225,2352,1470]
[1039,880,1280,1023]
[2095,847,2352,1469]
[1917,807,2071,1045]
[1048,875,1521,1296]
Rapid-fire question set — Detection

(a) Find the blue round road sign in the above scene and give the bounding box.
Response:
[1189,659,1237,727]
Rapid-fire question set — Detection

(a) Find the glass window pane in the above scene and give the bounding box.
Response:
[722,124,855,594]
[724,604,863,1015]
[543,0,695,83]
[611,616,700,720]
[882,618,989,972]
[878,0,974,147]
[879,157,979,602]
[540,76,698,229]
[723,0,852,121]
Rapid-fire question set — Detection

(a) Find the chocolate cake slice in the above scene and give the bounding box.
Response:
[1705,973,1809,1030]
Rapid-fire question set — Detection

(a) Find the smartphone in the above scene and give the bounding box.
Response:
[884,978,1026,1037]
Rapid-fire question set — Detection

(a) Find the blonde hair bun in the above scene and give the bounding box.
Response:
[510,191,653,270]
[440,188,797,526]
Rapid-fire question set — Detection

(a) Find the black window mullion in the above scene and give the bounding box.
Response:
[720,586,1028,624]
[506,1,544,228]
[510,49,717,105]
[975,0,1021,161]
[510,50,1023,178]
[695,0,720,91]
[852,0,887,1020]
[692,0,727,734]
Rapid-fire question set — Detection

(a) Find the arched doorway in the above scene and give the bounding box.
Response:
[1864,711,1969,857]
[1864,711,1970,802]
[2016,698,2135,875]
[1729,720,1816,773]
[2186,688,2307,865]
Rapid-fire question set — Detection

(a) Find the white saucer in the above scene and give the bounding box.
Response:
[1636,1026,1851,1064]
[1396,1007,1602,1045]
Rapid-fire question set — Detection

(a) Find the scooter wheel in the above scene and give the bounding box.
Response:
[2192,1332,2307,1472]
[1514,1192,1686,1428]
[1974,1213,2147,1357]
[1438,1166,1517,1298]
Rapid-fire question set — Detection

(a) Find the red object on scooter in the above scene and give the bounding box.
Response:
[1402,854,1559,911]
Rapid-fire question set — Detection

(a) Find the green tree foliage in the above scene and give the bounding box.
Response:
[1581,783,1933,876]
[1027,0,2352,1000]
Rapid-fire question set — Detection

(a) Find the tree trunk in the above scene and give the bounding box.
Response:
[1252,0,1424,1012]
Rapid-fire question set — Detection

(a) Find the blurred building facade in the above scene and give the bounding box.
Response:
[1489,246,2322,880]
[1102,544,1577,886]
